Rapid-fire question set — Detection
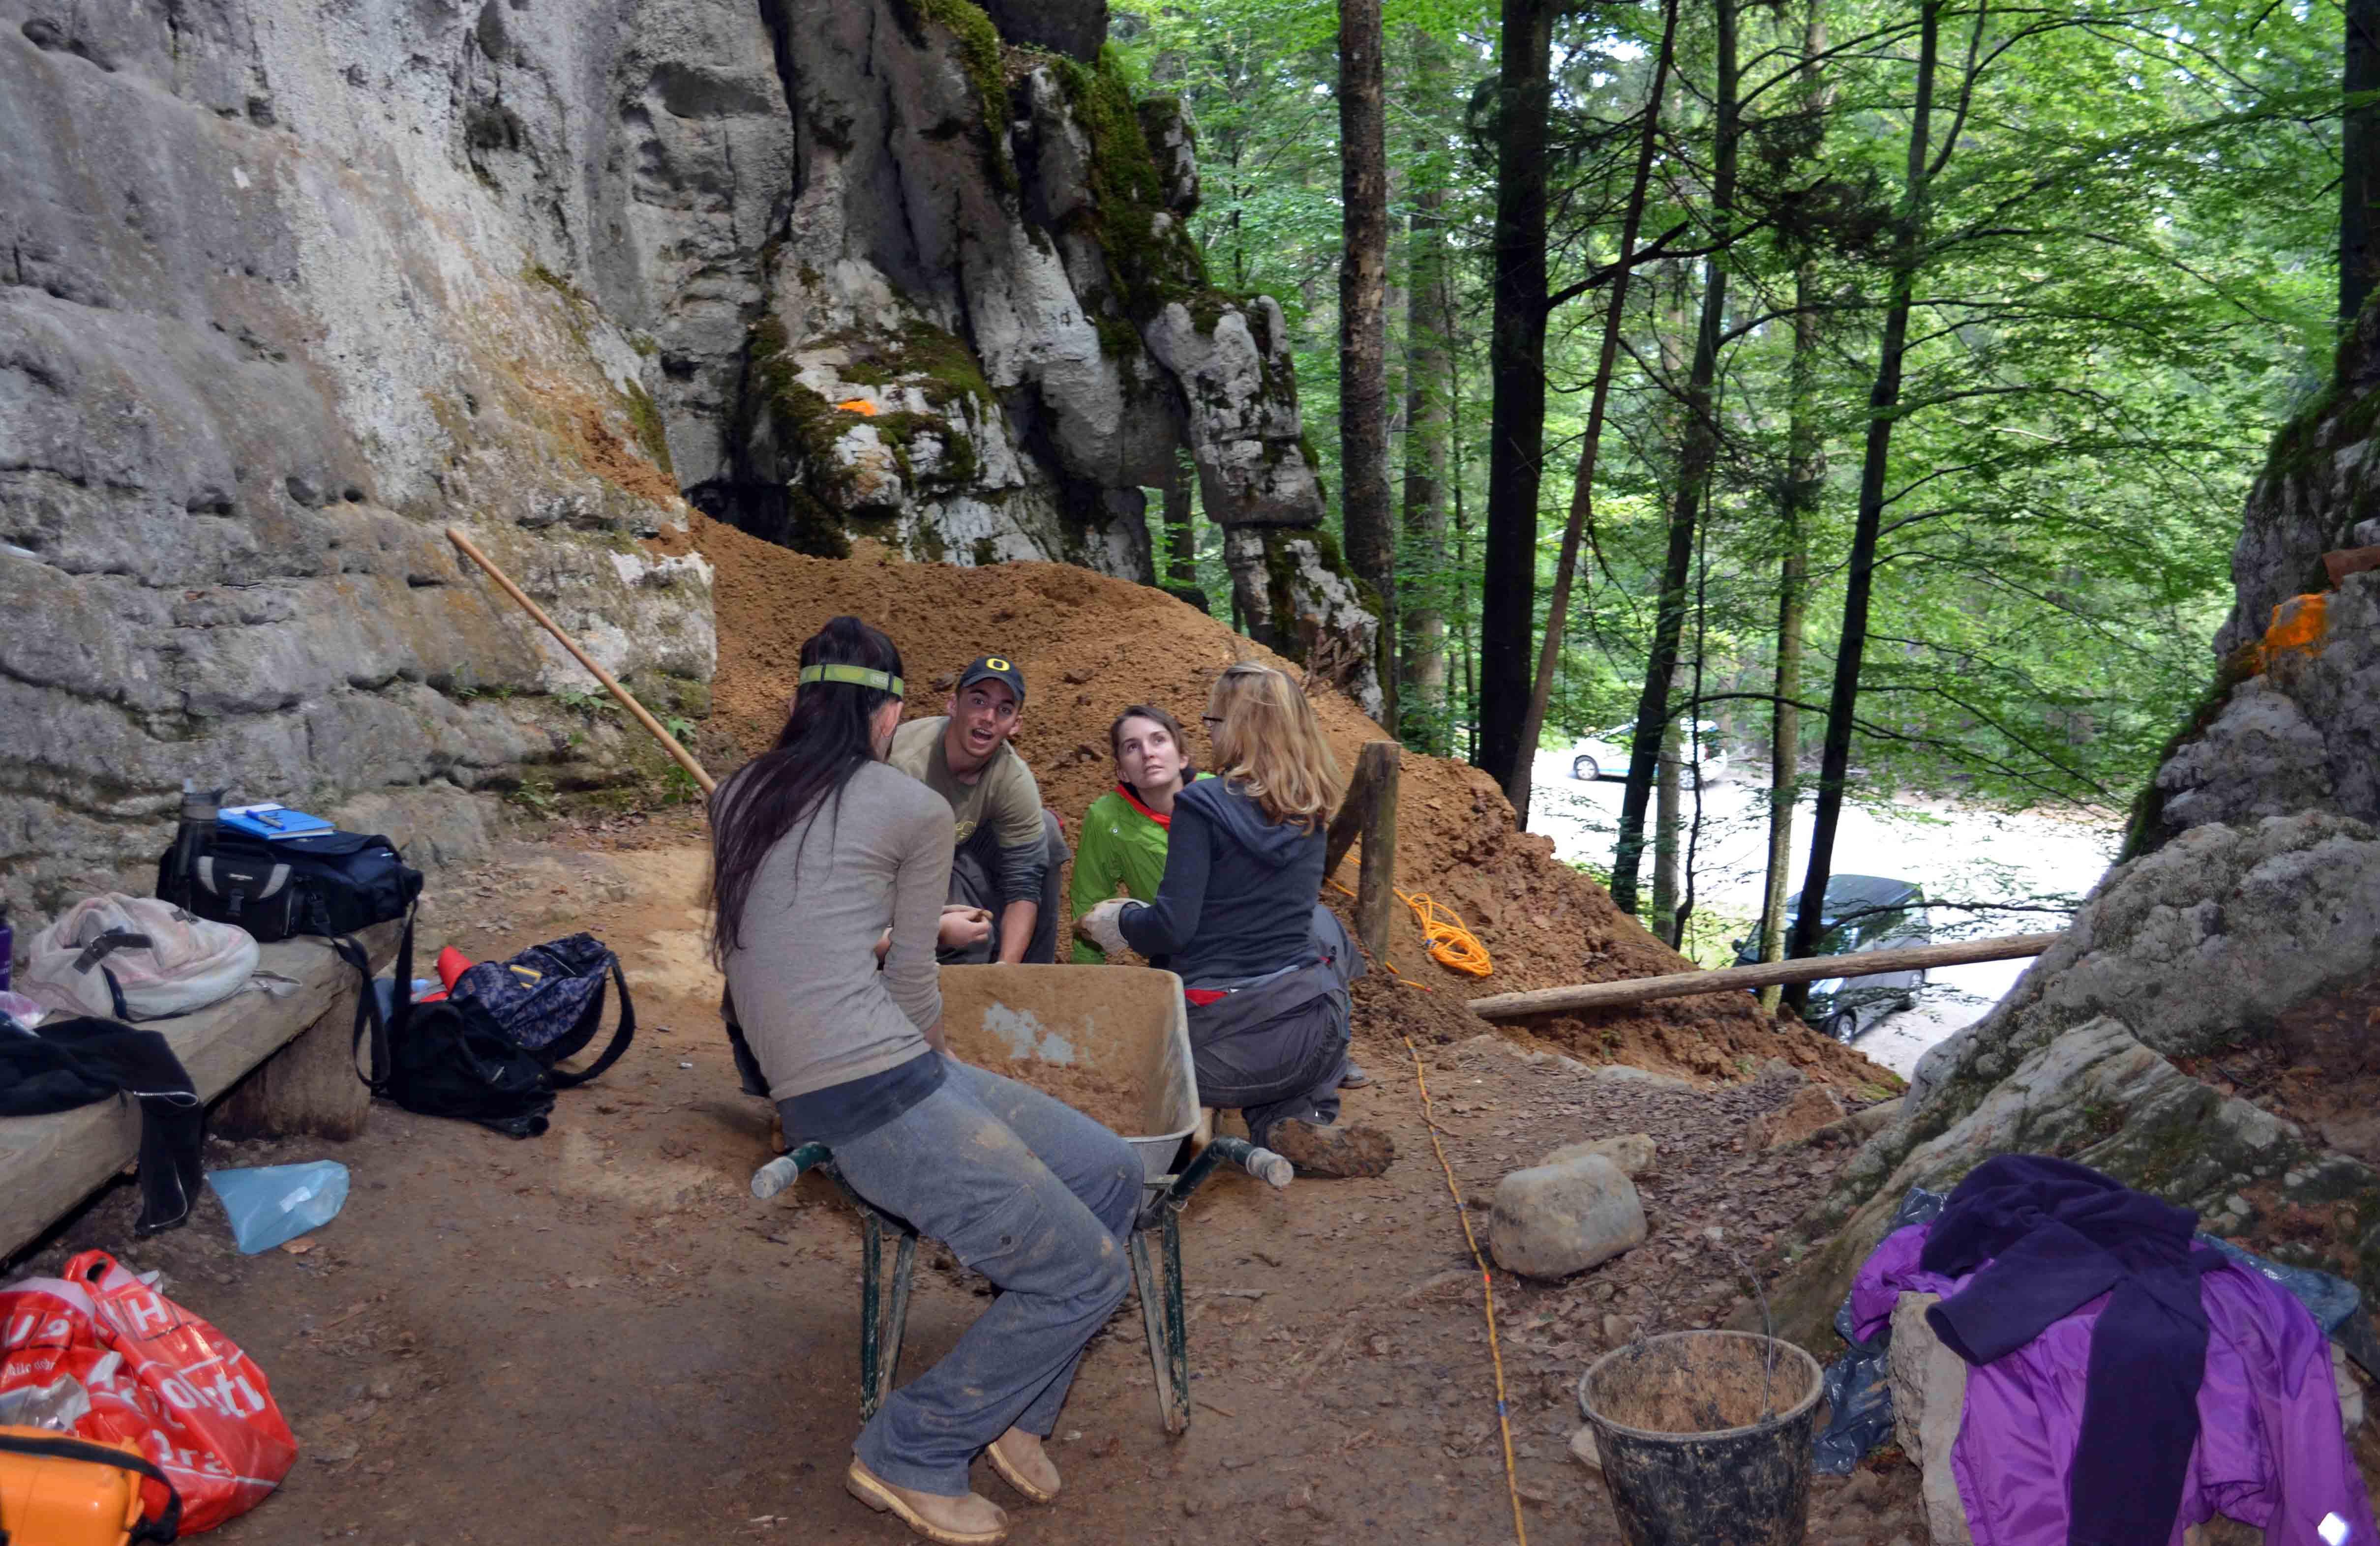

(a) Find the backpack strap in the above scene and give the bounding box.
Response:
[0,1429,183,1543]
[542,954,634,1090]
[340,903,416,1097]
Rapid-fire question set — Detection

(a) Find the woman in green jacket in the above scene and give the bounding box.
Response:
[1070,705,1205,963]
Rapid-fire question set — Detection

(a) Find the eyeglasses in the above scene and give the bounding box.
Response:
[1201,715,1225,726]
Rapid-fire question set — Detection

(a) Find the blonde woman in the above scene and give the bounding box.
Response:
[1078,664,1393,1178]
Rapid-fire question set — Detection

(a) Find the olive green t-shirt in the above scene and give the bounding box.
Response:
[887,717,1045,856]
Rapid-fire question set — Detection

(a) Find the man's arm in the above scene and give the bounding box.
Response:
[995,898,1036,965]
[988,754,1051,965]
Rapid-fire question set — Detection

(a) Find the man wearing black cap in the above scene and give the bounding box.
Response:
[886,655,1071,965]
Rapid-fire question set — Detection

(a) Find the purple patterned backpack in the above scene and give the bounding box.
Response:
[449,933,634,1087]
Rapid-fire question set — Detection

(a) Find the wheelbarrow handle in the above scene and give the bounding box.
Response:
[752,1141,834,1200]
[1239,1144,1294,1189]
[1173,1136,1292,1199]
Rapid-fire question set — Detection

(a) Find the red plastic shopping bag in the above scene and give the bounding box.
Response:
[0,1249,297,1533]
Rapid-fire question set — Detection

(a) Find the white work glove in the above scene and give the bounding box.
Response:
[1076,898,1135,957]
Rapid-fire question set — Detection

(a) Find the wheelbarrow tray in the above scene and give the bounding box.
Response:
[938,964,1196,1185]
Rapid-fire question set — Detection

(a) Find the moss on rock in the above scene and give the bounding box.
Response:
[1053,49,1227,341]
[622,381,676,482]
[888,0,1017,194]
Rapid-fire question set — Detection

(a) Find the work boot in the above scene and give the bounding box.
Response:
[845,1459,1009,1545]
[1266,1119,1394,1178]
[1337,1060,1373,1090]
[985,1427,1060,1503]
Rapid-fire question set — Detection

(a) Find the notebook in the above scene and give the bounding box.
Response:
[219,803,335,840]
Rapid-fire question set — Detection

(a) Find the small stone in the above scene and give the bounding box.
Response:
[1567,1427,1601,1472]
[1751,1084,1849,1150]
[1540,1133,1657,1177]
[1601,1314,1637,1345]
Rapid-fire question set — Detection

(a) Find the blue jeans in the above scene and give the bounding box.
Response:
[824,1057,1141,1496]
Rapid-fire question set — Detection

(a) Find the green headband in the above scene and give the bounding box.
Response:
[799,663,905,695]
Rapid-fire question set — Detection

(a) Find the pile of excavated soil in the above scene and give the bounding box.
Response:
[679,515,1889,1088]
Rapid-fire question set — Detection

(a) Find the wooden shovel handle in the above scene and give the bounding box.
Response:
[445,527,717,797]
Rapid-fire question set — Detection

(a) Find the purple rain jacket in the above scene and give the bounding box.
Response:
[1853,1222,2376,1546]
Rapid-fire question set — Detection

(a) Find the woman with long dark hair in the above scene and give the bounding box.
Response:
[711,616,1140,1546]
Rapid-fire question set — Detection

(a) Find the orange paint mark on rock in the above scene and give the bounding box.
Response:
[836,398,878,416]
[2261,592,2329,662]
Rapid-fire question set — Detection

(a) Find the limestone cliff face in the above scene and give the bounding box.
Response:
[0,0,1375,907]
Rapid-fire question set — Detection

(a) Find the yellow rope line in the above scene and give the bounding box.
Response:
[1404,1031,1530,1546]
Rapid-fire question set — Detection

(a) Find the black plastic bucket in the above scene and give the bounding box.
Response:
[1577,1330,1824,1546]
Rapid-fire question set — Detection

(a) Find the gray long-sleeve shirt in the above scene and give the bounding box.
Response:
[722,760,954,1101]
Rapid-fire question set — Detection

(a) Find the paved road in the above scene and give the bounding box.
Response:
[1524,747,2120,1076]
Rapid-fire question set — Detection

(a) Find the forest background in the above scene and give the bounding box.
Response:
[1107,0,2346,969]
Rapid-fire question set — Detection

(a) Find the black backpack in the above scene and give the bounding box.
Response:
[157,828,421,946]
[351,932,633,1139]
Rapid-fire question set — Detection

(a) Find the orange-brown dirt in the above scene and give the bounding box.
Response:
[680,514,1891,1091]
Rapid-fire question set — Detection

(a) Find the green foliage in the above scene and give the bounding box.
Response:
[1117,0,2337,879]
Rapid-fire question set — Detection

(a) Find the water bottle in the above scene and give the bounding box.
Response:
[168,780,223,903]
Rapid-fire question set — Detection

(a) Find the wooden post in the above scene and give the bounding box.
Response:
[1465,930,2064,1021]
[1323,750,1378,881]
[1349,743,1401,961]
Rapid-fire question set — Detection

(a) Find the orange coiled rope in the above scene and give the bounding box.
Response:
[1329,881,1494,979]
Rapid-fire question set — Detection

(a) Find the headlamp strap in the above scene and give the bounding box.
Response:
[799,663,905,695]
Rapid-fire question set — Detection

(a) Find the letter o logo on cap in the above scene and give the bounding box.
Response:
[986,657,1010,671]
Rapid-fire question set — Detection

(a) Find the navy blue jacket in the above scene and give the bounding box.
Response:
[1116,778,1325,985]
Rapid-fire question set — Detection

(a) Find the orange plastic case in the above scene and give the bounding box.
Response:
[0,1425,147,1546]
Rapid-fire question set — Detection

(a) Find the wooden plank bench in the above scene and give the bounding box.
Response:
[0,921,402,1259]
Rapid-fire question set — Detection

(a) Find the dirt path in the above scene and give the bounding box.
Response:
[14,823,1933,1546]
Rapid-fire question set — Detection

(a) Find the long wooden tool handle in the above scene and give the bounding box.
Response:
[445,526,717,797]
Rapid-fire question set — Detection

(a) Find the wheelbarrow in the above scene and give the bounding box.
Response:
[750,964,1291,1434]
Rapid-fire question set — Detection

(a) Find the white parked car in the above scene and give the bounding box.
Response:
[1567,722,1729,786]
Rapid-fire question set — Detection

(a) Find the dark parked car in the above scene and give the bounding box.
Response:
[1734,874,1931,1042]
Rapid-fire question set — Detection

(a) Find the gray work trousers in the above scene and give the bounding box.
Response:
[1186,904,1360,1148]
[819,1057,1140,1497]
[941,807,1070,965]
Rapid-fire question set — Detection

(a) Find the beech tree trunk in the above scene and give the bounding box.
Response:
[1789,0,1941,986]
[1401,180,1451,750]
[1476,0,1556,791]
[1161,443,1196,588]
[2348,0,2380,321]
[1504,0,1682,826]
[1339,0,1393,730]
[1608,0,1738,916]
[1652,715,1682,944]
[1759,0,1830,1013]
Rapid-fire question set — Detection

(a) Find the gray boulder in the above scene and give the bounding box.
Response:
[1762,811,2380,1349]
[1488,1153,1648,1279]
